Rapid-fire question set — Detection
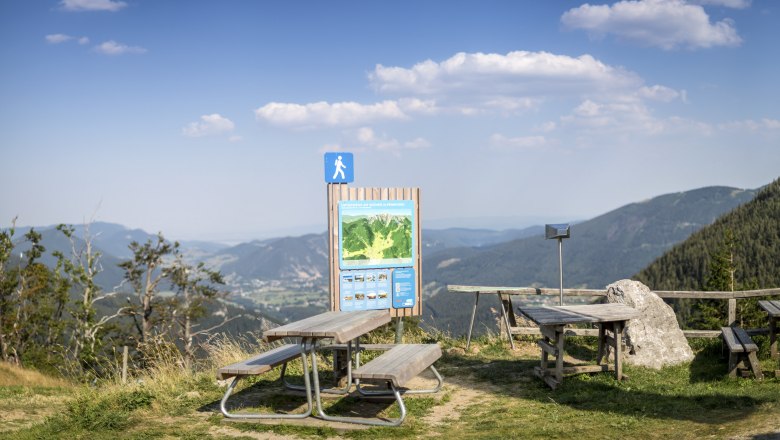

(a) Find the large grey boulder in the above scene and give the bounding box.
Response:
[605,279,694,369]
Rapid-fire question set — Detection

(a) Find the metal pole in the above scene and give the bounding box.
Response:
[395,316,404,344]
[558,238,564,306]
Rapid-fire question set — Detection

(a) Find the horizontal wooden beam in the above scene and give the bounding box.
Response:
[537,339,558,357]
[507,327,768,339]
[562,364,614,375]
[447,285,780,300]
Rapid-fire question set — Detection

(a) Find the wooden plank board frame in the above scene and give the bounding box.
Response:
[327,184,422,318]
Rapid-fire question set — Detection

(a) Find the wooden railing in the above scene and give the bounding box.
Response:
[447,285,780,339]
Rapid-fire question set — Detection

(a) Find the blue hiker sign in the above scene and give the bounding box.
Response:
[324,152,354,183]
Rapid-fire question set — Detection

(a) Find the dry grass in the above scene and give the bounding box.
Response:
[0,362,71,388]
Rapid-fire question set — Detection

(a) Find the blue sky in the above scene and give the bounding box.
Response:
[1,0,778,242]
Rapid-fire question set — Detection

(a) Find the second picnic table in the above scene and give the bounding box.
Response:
[518,303,639,389]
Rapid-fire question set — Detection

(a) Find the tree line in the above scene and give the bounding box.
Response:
[0,219,233,378]
[635,177,780,329]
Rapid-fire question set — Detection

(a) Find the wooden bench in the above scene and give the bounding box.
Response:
[353,344,442,389]
[217,343,313,419]
[317,344,443,427]
[721,327,763,379]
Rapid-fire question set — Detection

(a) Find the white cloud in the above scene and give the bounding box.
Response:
[94,40,146,55]
[256,50,682,132]
[638,85,683,102]
[351,127,430,153]
[561,0,742,50]
[719,118,780,132]
[370,50,641,96]
[228,135,243,143]
[182,114,235,137]
[254,101,408,128]
[489,134,548,151]
[690,0,751,9]
[60,0,127,12]
[563,98,667,134]
[46,34,74,44]
[575,100,602,117]
[46,34,90,45]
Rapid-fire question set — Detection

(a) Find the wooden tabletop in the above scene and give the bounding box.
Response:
[518,303,640,326]
[758,300,780,317]
[263,310,392,343]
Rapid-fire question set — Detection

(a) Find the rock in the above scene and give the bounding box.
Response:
[605,279,694,369]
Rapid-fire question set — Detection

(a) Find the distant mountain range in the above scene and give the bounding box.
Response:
[6,184,764,337]
[422,185,758,336]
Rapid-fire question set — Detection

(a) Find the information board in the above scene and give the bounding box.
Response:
[392,268,416,309]
[338,199,416,269]
[339,269,391,311]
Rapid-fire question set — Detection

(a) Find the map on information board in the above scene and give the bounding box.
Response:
[338,200,415,269]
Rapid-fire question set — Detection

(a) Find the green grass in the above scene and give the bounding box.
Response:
[3,334,779,439]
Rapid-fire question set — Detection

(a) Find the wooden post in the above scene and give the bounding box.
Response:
[554,328,564,384]
[614,322,623,380]
[728,298,737,326]
[122,345,128,384]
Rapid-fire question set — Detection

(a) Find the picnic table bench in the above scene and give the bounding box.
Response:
[217,310,443,426]
[218,343,312,419]
[721,326,763,379]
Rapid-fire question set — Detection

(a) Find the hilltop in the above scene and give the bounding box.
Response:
[636,178,780,290]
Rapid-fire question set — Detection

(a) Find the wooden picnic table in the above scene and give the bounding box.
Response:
[262,309,392,424]
[263,310,391,344]
[758,300,780,375]
[518,303,639,389]
[447,285,608,350]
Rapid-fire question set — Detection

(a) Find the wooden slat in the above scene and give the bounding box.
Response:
[533,366,560,390]
[733,327,759,352]
[562,365,614,375]
[326,343,396,351]
[448,285,605,297]
[263,310,390,343]
[352,344,441,387]
[216,344,300,380]
[519,304,639,326]
[759,300,780,317]
[510,327,602,337]
[447,285,780,299]
[537,339,558,357]
[721,327,745,353]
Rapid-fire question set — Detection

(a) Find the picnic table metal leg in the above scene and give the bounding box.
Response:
[310,341,407,427]
[466,292,480,350]
[286,339,352,395]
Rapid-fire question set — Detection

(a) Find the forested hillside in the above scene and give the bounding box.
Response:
[423,185,758,336]
[635,178,780,290]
